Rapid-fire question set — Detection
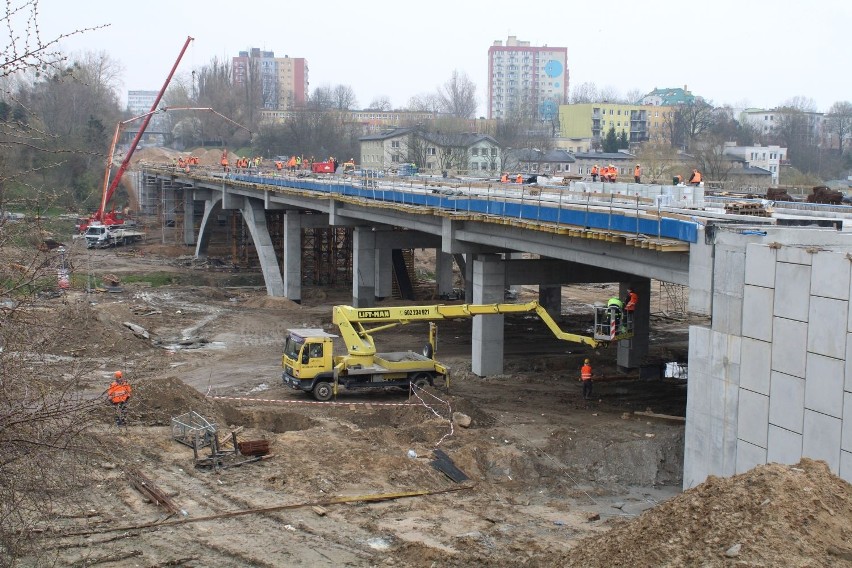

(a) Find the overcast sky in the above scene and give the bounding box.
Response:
[35,0,851,115]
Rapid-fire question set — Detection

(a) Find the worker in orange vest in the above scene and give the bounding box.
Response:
[220,152,229,172]
[107,371,132,426]
[516,173,523,184]
[688,169,702,186]
[634,164,642,184]
[579,359,593,400]
[608,165,617,183]
[624,287,638,322]
[590,164,599,182]
[501,173,508,183]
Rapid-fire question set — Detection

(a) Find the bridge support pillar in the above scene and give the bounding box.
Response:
[240,197,285,297]
[435,252,455,297]
[375,247,393,301]
[353,227,376,308]
[617,279,651,369]
[194,198,221,258]
[538,285,562,318]
[282,210,301,303]
[472,254,505,376]
[463,254,474,302]
[183,190,196,246]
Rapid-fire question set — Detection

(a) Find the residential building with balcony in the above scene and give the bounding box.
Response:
[559,103,674,148]
[487,36,568,121]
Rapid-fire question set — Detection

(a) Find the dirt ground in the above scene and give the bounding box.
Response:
[20,239,852,567]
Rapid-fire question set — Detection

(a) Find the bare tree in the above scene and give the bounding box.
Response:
[331,84,357,111]
[625,88,644,105]
[1,3,112,562]
[569,82,598,104]
[599,85,622,103]
[825,101,852,155]
[407,93,442,113]
[437,70,477,119]
[367,96,392,112]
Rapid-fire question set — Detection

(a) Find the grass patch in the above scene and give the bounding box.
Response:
[121,273,181,287]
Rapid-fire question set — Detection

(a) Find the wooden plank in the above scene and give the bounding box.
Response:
[430,449,470,483]
[633,410,685,424]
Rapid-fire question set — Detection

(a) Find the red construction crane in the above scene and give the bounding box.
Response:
[81,35,193,231]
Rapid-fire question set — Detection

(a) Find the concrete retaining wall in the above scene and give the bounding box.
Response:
[684,227,852,488]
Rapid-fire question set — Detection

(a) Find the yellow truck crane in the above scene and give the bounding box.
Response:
[282,301,616,401]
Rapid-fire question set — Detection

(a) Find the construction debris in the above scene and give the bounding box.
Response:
[125,468,186,518]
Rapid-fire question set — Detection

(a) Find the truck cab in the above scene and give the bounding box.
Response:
[281,329,337,396]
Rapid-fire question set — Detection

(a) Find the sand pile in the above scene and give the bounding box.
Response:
[555,458,852,567]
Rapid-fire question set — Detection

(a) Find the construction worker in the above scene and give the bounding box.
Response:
[607,296,623,329]
[501,172,508,183]
[579,359,593,400]
[624,287,638,325]
[608,165,617,183]
[634,164,642,184]
[673,174,683,185]
[688,169,702,186]
[516,173,523,184]
[590,164,599,182]
[220,151,229,173]
[107,371,132,426]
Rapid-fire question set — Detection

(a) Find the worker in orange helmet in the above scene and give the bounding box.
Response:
[634,164,642,184]
[590,164,599,182]
[516,173,523,184]
[107,371,132,426]
[688,168,702,186]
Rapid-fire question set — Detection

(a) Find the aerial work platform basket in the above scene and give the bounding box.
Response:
[593,305,635,342]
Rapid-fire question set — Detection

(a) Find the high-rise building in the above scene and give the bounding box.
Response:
[487,36,568,121]
[232,48,309,111]
[126,90,167,145]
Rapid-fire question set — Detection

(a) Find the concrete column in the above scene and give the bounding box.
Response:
[463,254,474,302]
[239,197,285,297]
[538,285,562,318]
[183,190,196,246]
[435,251,454,297]
[282,210,301,303]
[375,248,393,301]
[505,252,522,297]
[617,279,651,369]
[472,254,506,376]
[352,227,376,308]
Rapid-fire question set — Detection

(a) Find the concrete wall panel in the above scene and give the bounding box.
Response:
[811,252,850,300]
[742,285,774,342]
[773,263,811,322]
[771,318,808,378]
[769,371,805,434]
[804,353,845,418]
[807,296,847,360]
[740,337,771,395]
[744,244,776,288]
[846,335,852,392]
[843,393,852,453]
[776,246,812,266]
[803,410,841,473]
[767,424,803,465]
[736,440,767,474]
[841,450,852,484]
[710,245,746,335]
[737,390,769,447]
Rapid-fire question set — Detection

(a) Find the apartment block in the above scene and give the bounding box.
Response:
[487,36,568,121]
[233,48,308,111]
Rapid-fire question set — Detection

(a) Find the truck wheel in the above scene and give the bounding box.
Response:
[412,373,432,389]
[313,381,333,402]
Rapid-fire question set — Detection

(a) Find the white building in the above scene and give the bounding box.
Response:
[723,143,787,184]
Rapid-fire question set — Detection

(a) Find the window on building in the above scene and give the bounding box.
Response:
[391,154,400,163]
[617,110,621,115]
[427,147,436,156]
[471,148,479,156]
[391,140,400,148]
[491,148,498,156]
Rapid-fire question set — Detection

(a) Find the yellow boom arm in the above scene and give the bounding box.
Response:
[332,301,600,356]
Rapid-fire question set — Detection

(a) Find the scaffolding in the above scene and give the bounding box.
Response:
[656,281,688,318]
[302,226,352,285]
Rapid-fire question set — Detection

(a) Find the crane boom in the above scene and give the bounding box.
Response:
[97,35,193,221]
[332,301,601,356]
